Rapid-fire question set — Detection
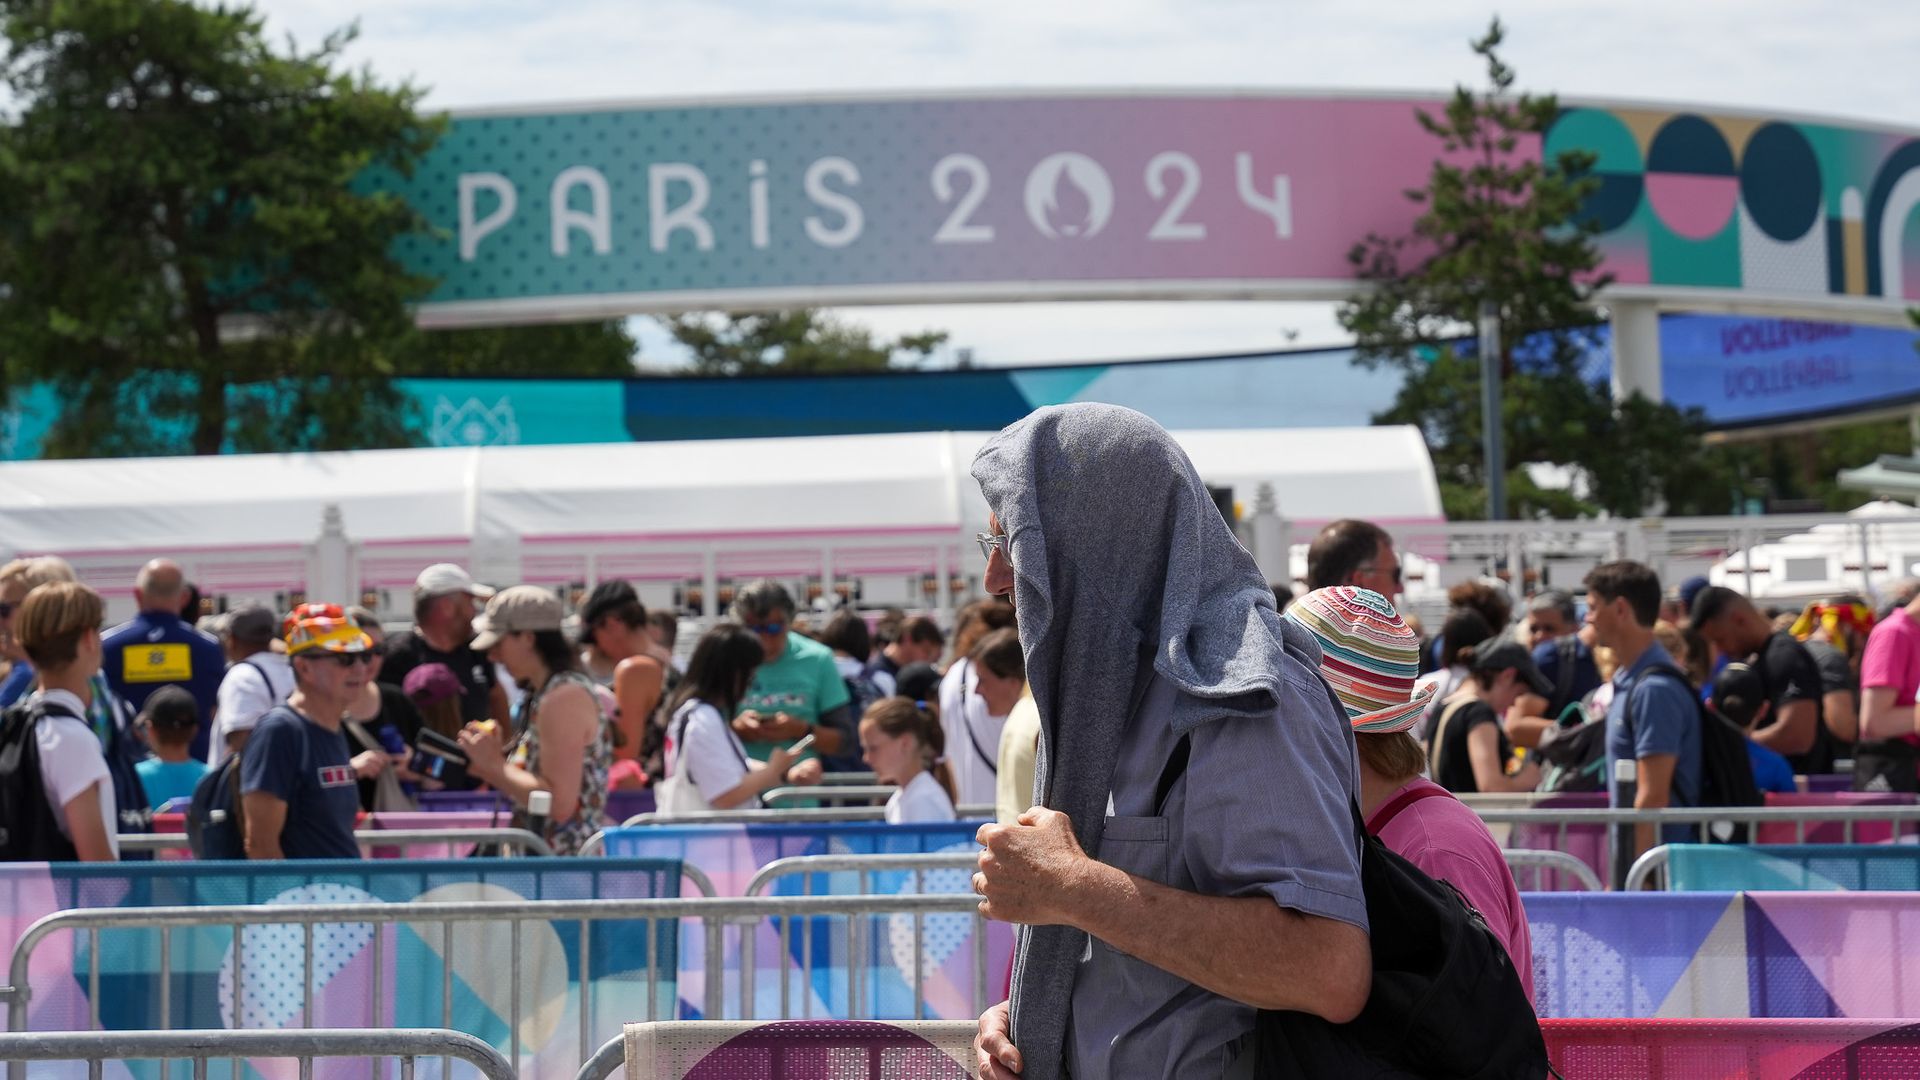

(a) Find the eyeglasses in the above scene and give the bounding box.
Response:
[1361,562,1404,587]
[976,532,1008,562]
[747,622,787,636]
[323,651,376,667]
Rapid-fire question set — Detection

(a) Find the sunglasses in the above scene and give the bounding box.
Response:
[321,651,377,667]
[747,623,787,636]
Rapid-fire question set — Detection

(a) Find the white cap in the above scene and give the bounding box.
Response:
[413,563,495,601]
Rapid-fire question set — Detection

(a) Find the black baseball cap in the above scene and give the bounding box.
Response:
[1469,637,1554,697]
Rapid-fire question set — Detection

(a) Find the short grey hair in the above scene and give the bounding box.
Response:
[1528,589,1577,626]
[729,579,796,623]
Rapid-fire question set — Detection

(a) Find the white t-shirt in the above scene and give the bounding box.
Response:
[886,770,956,824]
[938,660,1006,808]
[32,689,118,857]
[666,700,757,809]
[211,653,294,767]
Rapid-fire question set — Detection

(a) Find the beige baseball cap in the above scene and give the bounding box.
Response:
[470,586,564,651]
[414,563,496,601]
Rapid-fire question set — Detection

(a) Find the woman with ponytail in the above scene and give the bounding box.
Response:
[859,696,957,823]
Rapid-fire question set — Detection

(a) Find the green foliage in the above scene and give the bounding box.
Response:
[386,321,639,378]
[1338,18,1732,519]
[0,0,442,457]
[661,310,948,377]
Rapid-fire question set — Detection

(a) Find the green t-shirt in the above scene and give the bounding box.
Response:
[737,632,852,763]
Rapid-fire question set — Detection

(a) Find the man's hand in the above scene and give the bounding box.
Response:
[350,750,388,780]
[732,711,770,742]
[762,712,810,741]
[974,1000,1023,1079]
[974,807,1095,926]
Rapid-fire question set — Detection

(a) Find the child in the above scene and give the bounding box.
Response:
[859,697,957,823]
[134,685,208,811]
[1709,662,1798,794]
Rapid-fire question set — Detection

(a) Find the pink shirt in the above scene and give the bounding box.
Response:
[1370,778,1535,1004]
[1860,608,1920,745]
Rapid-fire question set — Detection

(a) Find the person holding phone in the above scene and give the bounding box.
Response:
[657,623,823,814]
[457,587,612,855]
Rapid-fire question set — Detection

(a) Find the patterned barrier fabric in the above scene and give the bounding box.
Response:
[0,858,685,1080]
[623,1021,976,1080]
[1541,1019,1920,1080]
[1527,892,1920,1020]
[602,824,1009,1022]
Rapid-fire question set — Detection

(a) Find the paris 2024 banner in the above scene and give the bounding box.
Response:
[355,92,1920,324]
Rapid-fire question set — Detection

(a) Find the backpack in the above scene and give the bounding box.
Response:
[1536,694,1608,794]
[186,749,249,859]
[1153,726,1550,1080]
[1628,663,1763,839]
[0,700,83,861]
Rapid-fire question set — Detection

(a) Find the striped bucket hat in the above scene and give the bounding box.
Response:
[1284,586,1434,734]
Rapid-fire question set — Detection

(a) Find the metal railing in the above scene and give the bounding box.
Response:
[1625,846,1677,892]
[1498,849,1605,893]
[763,786,896,808]
[579,806,994,855]
[117,828,556,858]
[1,893,992,1050]
[1478,805,1920,888]
[574,1034,626,1080]
[0,1028,515,1080]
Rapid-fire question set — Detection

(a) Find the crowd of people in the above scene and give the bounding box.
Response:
[0,549,1045,861]
[11,402,1920,1077]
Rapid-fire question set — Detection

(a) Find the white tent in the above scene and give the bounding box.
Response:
[1706,499,1920,604]
[0,426,1443,619]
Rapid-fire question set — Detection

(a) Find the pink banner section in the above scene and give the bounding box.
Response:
[1543,1018,1920,1079]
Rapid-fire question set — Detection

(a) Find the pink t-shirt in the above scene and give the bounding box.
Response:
[1860,608,1920,745]
[1370,778,1535,1004]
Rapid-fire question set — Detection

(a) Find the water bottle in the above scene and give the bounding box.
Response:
[526,789,552,855]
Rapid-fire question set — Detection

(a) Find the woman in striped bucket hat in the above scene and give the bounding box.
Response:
[1285,586,1536,1002]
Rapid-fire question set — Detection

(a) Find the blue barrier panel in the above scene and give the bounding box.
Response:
[1667,844,1920,892]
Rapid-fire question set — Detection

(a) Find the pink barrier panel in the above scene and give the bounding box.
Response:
[1542,1018,1920,1078]
[1755,793,1920,845]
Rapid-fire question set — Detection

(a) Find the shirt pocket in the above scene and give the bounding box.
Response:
[1087,814,1182,989]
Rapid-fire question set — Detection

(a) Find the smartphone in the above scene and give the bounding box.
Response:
[410,728,471,787]
[786,732,816,757]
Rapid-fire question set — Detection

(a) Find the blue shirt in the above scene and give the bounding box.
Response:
[100,612,226,761]
[1746,740,1797,794]
[239,706,362,860]
[135,758,209,810]
[1532,636,1603,718]
[1605,642,1704,845]
[0,662,33,708]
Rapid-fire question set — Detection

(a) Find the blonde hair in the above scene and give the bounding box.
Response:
[16,582,104,670]
[1356,731,1427,783]
[0,556,76,594]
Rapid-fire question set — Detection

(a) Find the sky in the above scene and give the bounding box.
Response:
[247,0,1920,369]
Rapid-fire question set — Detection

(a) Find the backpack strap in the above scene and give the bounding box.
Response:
[1426,697,1476,786]
[1366,783,1455,835]
[1552,637,1578,714]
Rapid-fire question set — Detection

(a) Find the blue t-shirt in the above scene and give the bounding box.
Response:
[136,758,209,810]
[100,612,226,761]
[239,706,362,860]
[1532,636,1603,718]
[1745,740,1798,794]
[1605,642,1704,845]
[0,662,34,708]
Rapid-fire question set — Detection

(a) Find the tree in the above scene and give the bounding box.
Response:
[1339,18,1732,518]
[661,310,948,377]
[388,321,639,378]
[0,0,441,457]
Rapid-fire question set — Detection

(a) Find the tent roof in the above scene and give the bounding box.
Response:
[0,426,1444,556]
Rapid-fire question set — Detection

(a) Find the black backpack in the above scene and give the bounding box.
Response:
[0,700,83,861]
[1154,730,1550,1080]
[1628,664,1763,838]
[186,750,249,860]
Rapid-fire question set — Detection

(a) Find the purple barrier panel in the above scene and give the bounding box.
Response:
[1756,792,1919,845]
[417,791,513,813]
[1504,792,1608,892]
[609,788,655,822]
[1803,774,1854,794]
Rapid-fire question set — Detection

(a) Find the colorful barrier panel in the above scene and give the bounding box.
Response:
[415,791,655,821]
[599,824,1007,1023]
[1666,845,1920,892]
[1527,892,1920,1020]
[1541,1018,1920,1079]
[0,858,684,1080]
